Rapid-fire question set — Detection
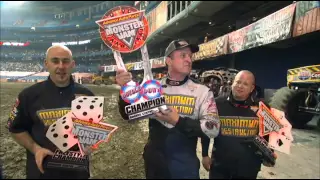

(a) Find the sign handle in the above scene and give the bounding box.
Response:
[113,50,127,72]
[141,44,153,82]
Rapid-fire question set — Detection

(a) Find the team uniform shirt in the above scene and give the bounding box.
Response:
[202,94,271,177]
[118,76,220,179]
[8,76,94,179]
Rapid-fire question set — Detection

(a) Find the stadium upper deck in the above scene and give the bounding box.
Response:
[0,1,135,31]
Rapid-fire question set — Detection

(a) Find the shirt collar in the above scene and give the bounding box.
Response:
[227,91,254,108]
[165,73,189,86]
[46,75,75,90]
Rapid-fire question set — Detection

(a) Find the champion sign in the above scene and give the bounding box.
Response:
[120,81,142,104]
[96,6,149,53]
[140,80,163,101]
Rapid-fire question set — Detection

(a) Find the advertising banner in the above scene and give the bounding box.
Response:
[104,65,115,72]
[146,1,168,36]
[0,41,30,46]
[156,1,168,30]
[243,3,296,50]
[293,1,320,37]
[133,60,153,70]
[152,57,166,68]
[146,9,157,35]
[193,35,228,61]
[125,63,135,71]
[228,27,249,53]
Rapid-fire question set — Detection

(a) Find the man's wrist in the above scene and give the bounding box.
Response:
[202,154,209,158]
[31,143,41,155]
[169,116,180,126]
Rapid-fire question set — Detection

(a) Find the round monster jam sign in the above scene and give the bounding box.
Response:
[96,6,149,53]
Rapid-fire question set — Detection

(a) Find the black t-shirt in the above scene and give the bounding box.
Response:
[202,95,267,176]
[8,76,94,179]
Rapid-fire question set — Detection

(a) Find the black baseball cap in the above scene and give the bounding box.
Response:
[165,39,199,57]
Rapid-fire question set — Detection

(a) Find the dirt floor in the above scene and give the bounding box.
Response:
[0,82,319,179]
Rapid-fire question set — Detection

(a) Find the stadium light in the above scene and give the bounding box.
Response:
[2,1,25,7]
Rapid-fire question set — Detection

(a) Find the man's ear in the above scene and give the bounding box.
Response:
[165,57,171,66]
[251,85,256,93]
[44,59,48,69]
[71,59,75,68]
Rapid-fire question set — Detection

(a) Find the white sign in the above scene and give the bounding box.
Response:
[52,40,91,46]
[104,66,115,72]
[133,60,153,70]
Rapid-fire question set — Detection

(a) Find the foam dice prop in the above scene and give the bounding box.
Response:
[268,108,294,155]
[46,96,118,156]
[71,96,104,123]
[46,112,78,152]
[257,102,294,155]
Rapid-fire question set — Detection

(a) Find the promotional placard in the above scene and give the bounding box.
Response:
[96,6,169,122]
[252,102,294,164]
[45,96,118,170]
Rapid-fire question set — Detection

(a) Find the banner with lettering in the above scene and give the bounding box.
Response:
[146,8,157,35]
[125,63,135,71]
[227,27,249,53]
[133,60,153,70]
[193,35,228,61]
[152,57,166,68]
[293,1,320,37]
[243,3,296,50]
[146,1,168,36]
[155,1,168,31]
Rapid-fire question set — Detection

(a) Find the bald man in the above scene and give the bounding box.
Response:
[201,70,276,179]
[8,45,94,179]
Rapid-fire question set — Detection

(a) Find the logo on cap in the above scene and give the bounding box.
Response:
[177,40,188,46]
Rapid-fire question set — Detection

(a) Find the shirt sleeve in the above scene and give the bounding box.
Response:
[8,91,33,134]
[175,89,220,138]
[118,93,130,120]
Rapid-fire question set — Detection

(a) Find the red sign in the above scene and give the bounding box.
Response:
[96,6,149,53]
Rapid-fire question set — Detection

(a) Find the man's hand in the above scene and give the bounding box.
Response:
[202,156,212,171]
[153,106,179,126]
[34,146,54,174]
[115,69,132,86]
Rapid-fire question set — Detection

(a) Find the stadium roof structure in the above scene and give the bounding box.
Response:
[29,1,109,12]
[1,1,134,14]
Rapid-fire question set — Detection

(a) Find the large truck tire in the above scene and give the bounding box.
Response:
[269,87,314,129]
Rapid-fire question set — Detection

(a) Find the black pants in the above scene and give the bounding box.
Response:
[209,164,258,179]
[143,146,170,179]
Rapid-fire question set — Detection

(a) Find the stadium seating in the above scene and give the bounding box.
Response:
[0,1,161,82]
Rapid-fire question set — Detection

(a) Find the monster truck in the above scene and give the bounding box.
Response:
[199,67,239,98]
[269,65,320,128]
[92,73,115,85]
